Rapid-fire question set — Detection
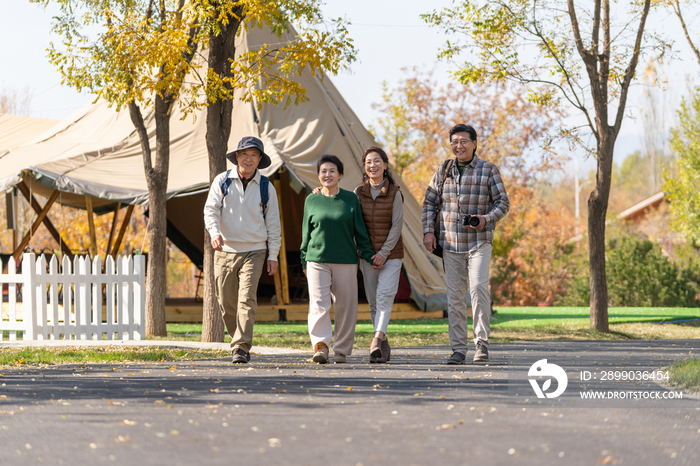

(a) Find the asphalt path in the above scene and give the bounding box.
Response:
[1,340,699,465]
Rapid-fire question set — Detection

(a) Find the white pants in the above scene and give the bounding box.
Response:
[443,243,492,355]
[359,258,402,334]
[306,262,359,356]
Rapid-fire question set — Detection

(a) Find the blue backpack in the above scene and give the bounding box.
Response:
[220,169,270,219]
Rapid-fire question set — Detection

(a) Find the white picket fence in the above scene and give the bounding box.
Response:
[1,253,145,341]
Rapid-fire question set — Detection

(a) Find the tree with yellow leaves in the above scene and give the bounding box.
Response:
[36,0,355,338]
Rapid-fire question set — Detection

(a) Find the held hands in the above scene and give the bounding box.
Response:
[211,235,224,251]
[423,232,436,253]
[267,260,278,276]
[371,253,386,270]
[311,186,322,194]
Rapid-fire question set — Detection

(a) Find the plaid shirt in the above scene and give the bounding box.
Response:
[421,156,510,253]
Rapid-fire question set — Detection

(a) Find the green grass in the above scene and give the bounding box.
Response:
[155,307,700,350]
[490,307,700,327]
[669,358,700,393]
[0,347,228,367]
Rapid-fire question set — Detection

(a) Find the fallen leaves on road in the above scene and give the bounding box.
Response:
[116,436,130,443]
[268,438,281,447]
[121,420,136,426]
[597,457,619,465]
[208,389,220,393]
[436,424,455,430]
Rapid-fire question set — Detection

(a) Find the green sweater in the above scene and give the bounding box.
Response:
[300,188,375,269]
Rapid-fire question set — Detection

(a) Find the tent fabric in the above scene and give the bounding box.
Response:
[0,114,60,154]
[0,27,448,312]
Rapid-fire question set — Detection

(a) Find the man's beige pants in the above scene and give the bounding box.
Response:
[306,262,359,357]
[443,243,492,355]
[214,249,266,352]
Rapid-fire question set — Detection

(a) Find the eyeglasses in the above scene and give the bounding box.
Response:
[450,139,473,147]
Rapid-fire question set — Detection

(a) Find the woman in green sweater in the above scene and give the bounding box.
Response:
[300,155,377,364]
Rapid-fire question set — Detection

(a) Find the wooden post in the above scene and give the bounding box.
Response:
[111,204,135,258]
[12,190,60,262]
[16,182,74,261]
[273,178,290,305]
[105,202,121,258]
[85,196,97,259]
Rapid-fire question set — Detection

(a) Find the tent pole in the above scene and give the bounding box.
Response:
[273,178,290,305]
[85,195,97,259]
[15,181,74,261]
[111,204,135,258]
[105,202,122,258]
[12,190,60,262]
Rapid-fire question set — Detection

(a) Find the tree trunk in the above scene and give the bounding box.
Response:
[201,10,244,343]
[144,94,171,337]
[587,132,615,333]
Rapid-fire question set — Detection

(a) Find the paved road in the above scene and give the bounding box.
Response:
[1,340,699,465]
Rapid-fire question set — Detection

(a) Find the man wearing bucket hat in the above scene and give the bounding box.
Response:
[204,136,282,364]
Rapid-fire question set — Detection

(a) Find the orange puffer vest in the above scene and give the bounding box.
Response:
[356,180,404,260]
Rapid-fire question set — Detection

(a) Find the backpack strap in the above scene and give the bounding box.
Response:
[436,159,454,204]
[219,170,270,219]
[259,175,270,219]
[219,169,233,209]
[434,159,454,230]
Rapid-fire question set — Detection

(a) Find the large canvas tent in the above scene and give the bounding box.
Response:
[0,27,447,312]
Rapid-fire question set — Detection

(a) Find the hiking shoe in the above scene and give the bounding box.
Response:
[370,337,383,360]
[473,342,489,363]
[231,347,249,364]
[333,353,347,364]
[312,342,329,364]
[446,352,466,365]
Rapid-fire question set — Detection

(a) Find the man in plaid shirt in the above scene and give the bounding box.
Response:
[421,124,510,364]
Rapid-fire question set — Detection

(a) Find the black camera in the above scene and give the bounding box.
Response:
[463,215,480,227]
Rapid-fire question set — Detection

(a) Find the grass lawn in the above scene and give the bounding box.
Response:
[0,347,227,367]
[152,306,700,350]
[669,358,700,393]
[3,307,697,366]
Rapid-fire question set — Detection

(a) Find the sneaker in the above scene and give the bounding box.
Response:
[312,342,329,364]
[370,337,383,360]
[473,342,489,363]
[333,353,347,364]
[231,347,249,364]
[446,352,466,365]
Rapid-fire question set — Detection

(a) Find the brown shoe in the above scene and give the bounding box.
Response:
[231,347,249,364]
[312,342,329,364]
[370,337,383,360]
[333,353,347,364]
[376,338,391,363]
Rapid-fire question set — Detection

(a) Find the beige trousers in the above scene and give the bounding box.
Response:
[443,243,492,355]
[306,262,359,356]
[214,249,266,352]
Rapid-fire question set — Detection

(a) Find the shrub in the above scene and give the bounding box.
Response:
[557,236,700,307]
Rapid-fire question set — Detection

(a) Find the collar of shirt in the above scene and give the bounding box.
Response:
[233,169,259,191]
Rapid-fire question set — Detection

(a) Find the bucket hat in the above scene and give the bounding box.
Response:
[225,136,271,169]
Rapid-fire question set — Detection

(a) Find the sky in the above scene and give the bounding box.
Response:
[1,0,698,179]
